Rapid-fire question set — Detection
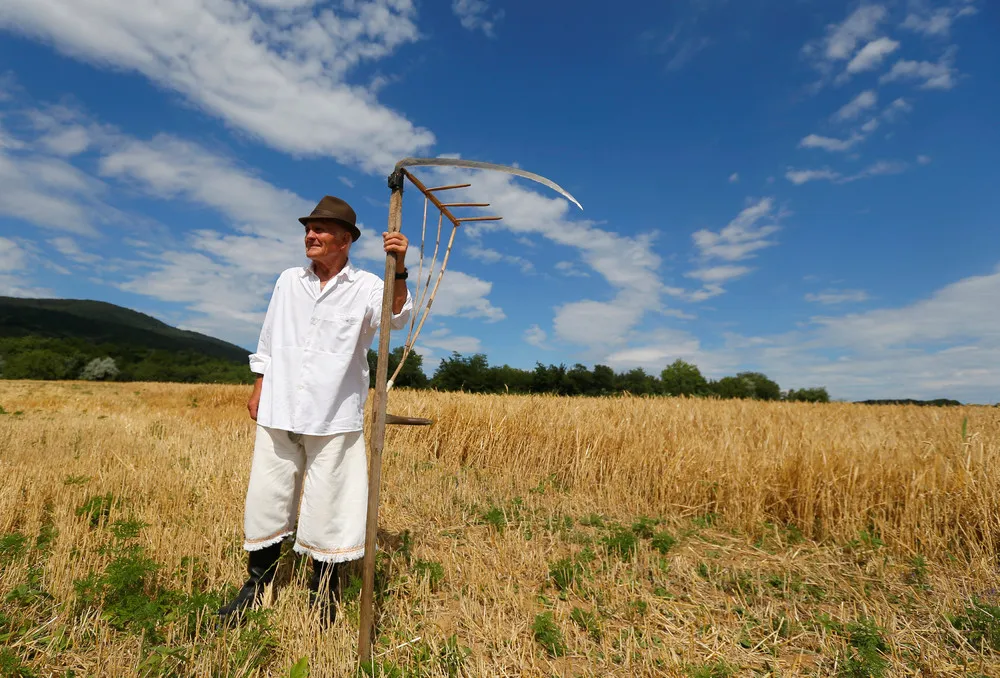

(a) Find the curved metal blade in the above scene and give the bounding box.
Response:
[395,157,583,210]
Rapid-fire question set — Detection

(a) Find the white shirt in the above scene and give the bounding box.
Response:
[249,261,412,435]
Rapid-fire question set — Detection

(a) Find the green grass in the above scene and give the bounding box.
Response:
[532,612,566,657]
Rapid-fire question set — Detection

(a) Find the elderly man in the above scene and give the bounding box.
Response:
[217,195,411,625]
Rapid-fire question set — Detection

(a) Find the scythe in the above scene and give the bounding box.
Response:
[358,157,582,664]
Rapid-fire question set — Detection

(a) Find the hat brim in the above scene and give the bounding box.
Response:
[298,216,361,242]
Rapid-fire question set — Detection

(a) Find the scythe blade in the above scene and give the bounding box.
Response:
[394,157,584,210]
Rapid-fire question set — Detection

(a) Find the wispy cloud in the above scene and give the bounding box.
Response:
[0,237,54,297]
[639,0,725,72]
[0,0,434,173]
[524,324,548,349]
[451,0,504,38]
[802,4,889,86]
[844,37,900,75]
[728,172,739,183]
[901,1,977,37]
[785,168,841,185]
[805,289,870,305]
[880,46,958,90]
[834,90,878,121]
[786,160,910,186]
[683,198,780,299]
[799,133,864,152]
[554,261,589,278]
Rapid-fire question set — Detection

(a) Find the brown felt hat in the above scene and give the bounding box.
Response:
[299,195,361,241]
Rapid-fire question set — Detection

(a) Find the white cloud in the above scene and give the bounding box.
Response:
[670,198,781,303]
[418,327,482,355]
[38,125,91,156]
[554,261,589,278]
[0,0,434,173]
[802,4,888,76]
[524,324,548,349]
[100,135,312,234]
[603,264,1000,402]
[452,0,503,38]
[834,90,877,121]
[0,122,112,235]
[0,236,27,270]
[902,1,977,36]
[601,328,707,371]
[840,159,909,182]
[686,265,752,284]
[785,168,840,185]
[461,232,534,273]
[813,264,1000,351]
[338,176,354,189]
[861,118,880,133]
[553,297,645,347]
[428,270,505,322]
[805,289,870,304]
[410,164,663,350]
[882,97,913,121]
[52,236,102,265]
[880,47,958,90]
[728,172,739,183]
[799,133,863,152]
[786,160,908,186]
[845,37,900,74]
[690,198,779,262]
[0,237,55,297]
[917,154,932,165]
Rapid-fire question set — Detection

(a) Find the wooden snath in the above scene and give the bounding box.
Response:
[358,158,582,666]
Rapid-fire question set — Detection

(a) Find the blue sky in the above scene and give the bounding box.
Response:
[0,0,998,402]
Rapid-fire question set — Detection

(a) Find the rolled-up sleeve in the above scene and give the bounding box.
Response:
[390,286,413,330]
[367,279,413,332]
[248,274,280,374]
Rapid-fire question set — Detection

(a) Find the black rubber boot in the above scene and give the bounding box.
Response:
[308,559,340,627]
[217,542,282,624]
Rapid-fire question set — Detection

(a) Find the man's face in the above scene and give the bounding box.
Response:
[304,221,350,262]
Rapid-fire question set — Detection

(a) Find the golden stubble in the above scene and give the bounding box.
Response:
[1,380,998,676]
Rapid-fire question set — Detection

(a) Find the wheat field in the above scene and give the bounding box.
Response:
[1,380,999,676]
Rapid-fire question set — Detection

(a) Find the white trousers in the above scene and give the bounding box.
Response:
[243,425,368,563]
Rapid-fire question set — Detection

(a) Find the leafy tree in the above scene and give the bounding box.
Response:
[660,359,708,397]
[431,352,492,392]
[491,364,533,393]
[708,376,754,399]
[531,363,567,395]
[592,364,616,395]
[615,367,659,395]
[786,387,830,403]
[366,347,428,389]
[565,363,595,396]
[3,349,79,380]
[737,371,781,401]
[80,357,120,381]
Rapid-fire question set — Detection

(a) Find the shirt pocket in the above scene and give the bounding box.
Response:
[310,310,363,354]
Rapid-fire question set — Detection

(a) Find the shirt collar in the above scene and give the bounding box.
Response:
[301,260,356,283]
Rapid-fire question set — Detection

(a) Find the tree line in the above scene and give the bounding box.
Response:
[0,337,255,384]
[369,348,831,402]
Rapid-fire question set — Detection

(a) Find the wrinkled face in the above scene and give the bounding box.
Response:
[304,221,350,262]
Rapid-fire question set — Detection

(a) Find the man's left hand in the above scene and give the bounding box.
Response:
[383,231,408,268]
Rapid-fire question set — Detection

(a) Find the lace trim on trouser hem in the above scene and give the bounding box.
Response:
[243,529,293,551]
[293,539,365,564]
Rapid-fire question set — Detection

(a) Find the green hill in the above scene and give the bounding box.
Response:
[0,297,253,383]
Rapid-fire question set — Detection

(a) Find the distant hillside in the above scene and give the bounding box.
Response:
[0,297,249,362]
[0,297,253,384]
